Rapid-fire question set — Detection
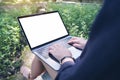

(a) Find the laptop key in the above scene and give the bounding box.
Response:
[37,48,49,59]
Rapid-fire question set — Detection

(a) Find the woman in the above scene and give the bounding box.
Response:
[21,0,120,80]
[20,37,87,80]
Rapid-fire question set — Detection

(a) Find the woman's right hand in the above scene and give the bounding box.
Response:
[68,37,87,50]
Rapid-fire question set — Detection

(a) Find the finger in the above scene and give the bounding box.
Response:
[73,43,81,48]
[48,48,54,55]
[68,37,80,42]
[68,38,76,44]
[68,39,80,44]
[49,46,54,50]
[49,49,53,54]
[69,37,77,41]
[52,44,61,47]
[49,44,60,52]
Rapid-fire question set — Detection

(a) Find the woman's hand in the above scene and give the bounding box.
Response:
[49,44,72,62]
[68,37,87,50]
[48,37,87,63]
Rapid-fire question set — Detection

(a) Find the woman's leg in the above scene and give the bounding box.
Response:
[30,56,45,80]
[30,56,58,80]
[21,55,46,80]
[41,61,58,80]
[21,55,57,80]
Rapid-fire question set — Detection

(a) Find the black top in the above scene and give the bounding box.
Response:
[56,0,120,80]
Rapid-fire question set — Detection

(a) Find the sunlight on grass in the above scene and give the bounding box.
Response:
[16,0,31,3]
[17,0,31,3]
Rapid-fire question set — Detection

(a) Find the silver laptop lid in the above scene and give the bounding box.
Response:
[18,11,69,49]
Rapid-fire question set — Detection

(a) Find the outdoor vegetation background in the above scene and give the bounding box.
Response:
[0,1,101,79]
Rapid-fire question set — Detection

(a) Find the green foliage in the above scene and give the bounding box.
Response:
[0,2,100,79]
[0,5,37,79]
[30,0,48,3]
[0,0,17,5]
[47,2,100,38]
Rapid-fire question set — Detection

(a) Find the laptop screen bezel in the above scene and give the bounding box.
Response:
[17,11,69,50]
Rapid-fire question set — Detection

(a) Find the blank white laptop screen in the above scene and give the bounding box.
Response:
[19,12,68,48]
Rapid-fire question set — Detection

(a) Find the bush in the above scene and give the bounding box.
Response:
[0,5,37,79]
[47,2,100,38]
[0,2,100,79]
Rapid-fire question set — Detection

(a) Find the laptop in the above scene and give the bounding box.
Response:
[18,11,82,71]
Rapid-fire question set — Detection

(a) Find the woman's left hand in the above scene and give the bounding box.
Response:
[49,44,72,62]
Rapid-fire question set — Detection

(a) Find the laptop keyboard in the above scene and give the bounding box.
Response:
[36,36,72,59]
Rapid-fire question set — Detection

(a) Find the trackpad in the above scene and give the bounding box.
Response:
[68,47,82,59]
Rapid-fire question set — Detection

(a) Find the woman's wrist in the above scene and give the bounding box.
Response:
[61,56,75,64]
